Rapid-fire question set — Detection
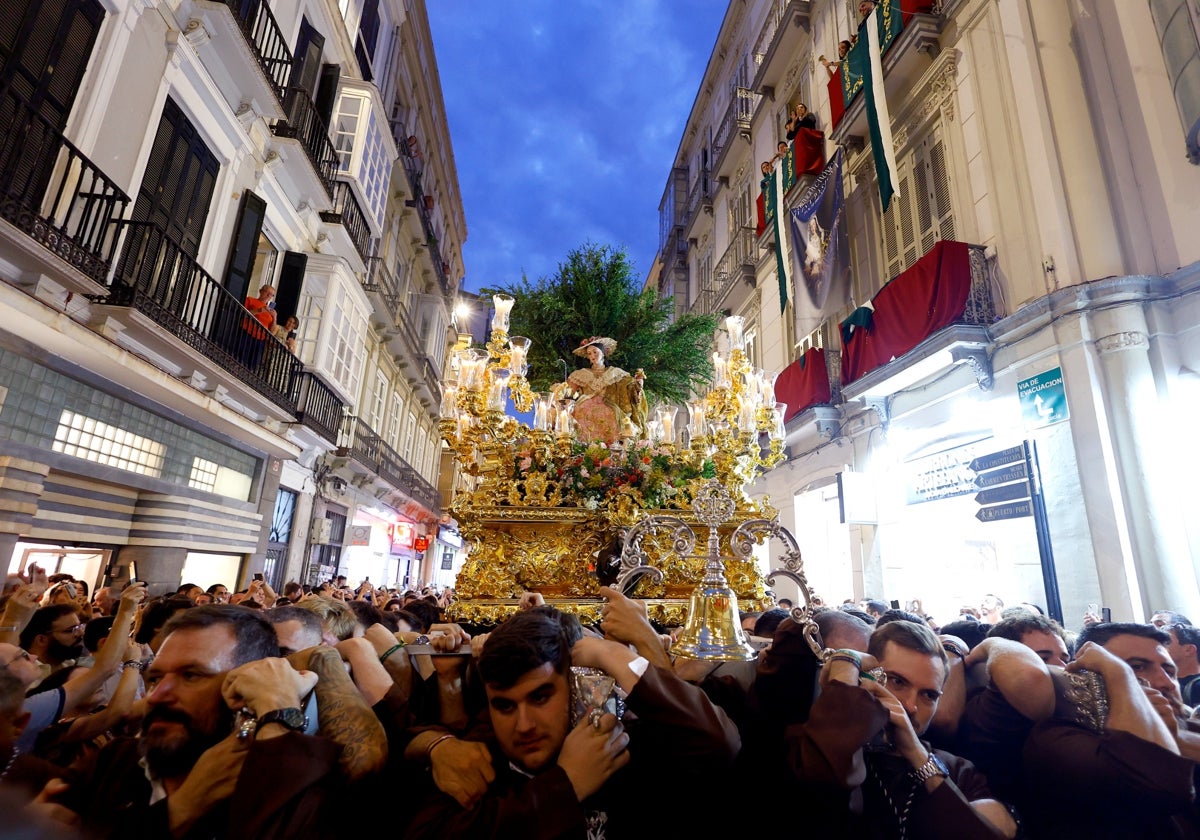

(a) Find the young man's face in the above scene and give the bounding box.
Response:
[1102,633,1180,702]
[877,641,946,735]
[485,661,571,774]
[1021,629,1069,668]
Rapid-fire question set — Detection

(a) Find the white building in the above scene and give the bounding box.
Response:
[0,0,463,594]
[654,0,1200,625]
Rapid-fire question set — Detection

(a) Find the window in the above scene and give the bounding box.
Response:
[332,94,361,172]
[189,456,219,492]
[404,409,417,458]
[370,370,388,430]
[327,287,368,397]
[53,411,165,477]
[387,392,404,448]
[880,122,955,282]
[332,91,390,228]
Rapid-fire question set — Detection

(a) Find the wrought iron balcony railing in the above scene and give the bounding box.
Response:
[105,220,301,412]
[273,86,337,198]
[684,167,711,230]
[294,369,346,444]
[221,0,292,103]
[339,416,441,512]
[712,87,761,173]
[689,226,758,316]
[0,86,129,284]
[320,179,372,262]
[362,255,402,315]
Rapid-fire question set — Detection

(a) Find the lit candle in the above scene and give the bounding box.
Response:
[460,349,488,390]
[738,400,757,433]
[725,315,746,350]
[770,402,788,440]
[509,336,531,376]
[759,369,778,405]
[440,385,458,418]
[488,368,511,411]
[533,393,552,431]
[455,411,472,441]
[687,398,708,439]
[492,294,515,332]
[712,352,730,389]
[656,406,677,444]
[555,399,575,435]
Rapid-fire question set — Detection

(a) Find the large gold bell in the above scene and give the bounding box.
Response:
[671,581,757,661]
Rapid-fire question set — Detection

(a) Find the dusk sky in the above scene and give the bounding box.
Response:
[427,2,728,295]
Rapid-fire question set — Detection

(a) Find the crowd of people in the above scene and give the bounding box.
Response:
[2,564,1198,838]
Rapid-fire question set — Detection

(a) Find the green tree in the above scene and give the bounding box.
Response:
[481,243,717,406]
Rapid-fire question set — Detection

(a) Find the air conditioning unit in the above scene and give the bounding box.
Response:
[310,517,332,545]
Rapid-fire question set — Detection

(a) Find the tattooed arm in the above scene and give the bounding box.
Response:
[304,646,388,780]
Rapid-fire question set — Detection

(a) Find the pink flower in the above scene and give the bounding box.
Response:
[580,468,590,478]
[519,457,532,471]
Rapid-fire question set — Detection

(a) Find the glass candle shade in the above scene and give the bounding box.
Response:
[533,393,553,431]
[487,368,512,411]
[712,353,730,390]
[725,315,746,350]
[459,350,489,391]
[554,399,575,435]
[770,402,788,441]
[656,406,678,444]
[440,386,459,418]
[491,294,515,332]
[687,398,708,439]
[759,369,779,406]
[508,336,531,376]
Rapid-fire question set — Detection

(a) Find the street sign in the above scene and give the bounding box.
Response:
[974,481,1031,505]
[975,500,1033,522]
[1018,367,1069,428]
[969,445,1024,473]
[974,462,1028,489]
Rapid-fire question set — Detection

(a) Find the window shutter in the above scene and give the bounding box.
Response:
[222,190,267,302]
[274,251,307,324]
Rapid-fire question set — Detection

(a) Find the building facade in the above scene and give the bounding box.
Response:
[654,0,1200,624]
[0,0,464,595]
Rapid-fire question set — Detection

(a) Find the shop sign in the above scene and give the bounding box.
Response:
[1018,367,1068,428]
[905,448,979,505]
[346,525,373,546]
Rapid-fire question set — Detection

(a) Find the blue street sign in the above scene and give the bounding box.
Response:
[976,500,1033,522]
[1018,367,1069,428]
[974,462,1028,489]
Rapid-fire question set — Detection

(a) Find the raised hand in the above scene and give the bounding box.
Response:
[557,713,630,801]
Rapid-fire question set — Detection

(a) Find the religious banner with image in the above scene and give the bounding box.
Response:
[788,147,851,342]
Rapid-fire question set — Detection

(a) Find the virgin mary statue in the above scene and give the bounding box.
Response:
[560,336,648,444]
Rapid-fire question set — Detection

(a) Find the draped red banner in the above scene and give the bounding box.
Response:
[792,128,825,176]
[776,346,832,422]
[840,240,972,384]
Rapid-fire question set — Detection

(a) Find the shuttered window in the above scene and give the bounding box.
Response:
[880,122,955,283]
[131,97,220,258]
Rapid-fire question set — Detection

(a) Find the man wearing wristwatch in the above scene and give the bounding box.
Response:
[52,606,344,839]
[787,619,1017,838]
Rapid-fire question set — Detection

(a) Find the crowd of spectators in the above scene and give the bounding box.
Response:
[2,564,1198,838]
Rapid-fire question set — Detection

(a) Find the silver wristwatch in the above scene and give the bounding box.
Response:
[911,752,949,783]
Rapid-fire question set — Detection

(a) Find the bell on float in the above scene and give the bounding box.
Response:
[671,579,756,661]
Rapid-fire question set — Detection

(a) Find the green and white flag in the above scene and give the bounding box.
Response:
[849,6,900,212]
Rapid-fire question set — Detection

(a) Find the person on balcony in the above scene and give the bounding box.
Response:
[273,315,299,354]
[785,103,817,140]
[557,336,647,444]
[819,41,852,78]
[240,284,276,370]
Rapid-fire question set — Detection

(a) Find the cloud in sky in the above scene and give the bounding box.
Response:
[427,1,727,293]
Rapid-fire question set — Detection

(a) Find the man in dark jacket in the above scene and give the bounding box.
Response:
[404,609,740,838]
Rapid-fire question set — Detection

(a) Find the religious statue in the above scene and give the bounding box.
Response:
[557,336,648,443]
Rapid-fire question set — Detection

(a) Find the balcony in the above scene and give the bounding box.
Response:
[841,242,996,400]
[294,369,346,445]
[320,179,373,265]
[0,86,129,292]
[273,86,337,200]
[101,220,301,414]
[751,0,813,95]
[362,255,402,316]
[712,87,761,182]
[184,0,292,120]
[683,168,712,236]
[691,226,758,316]
[338,416,441,514]
[828,0,942,143]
